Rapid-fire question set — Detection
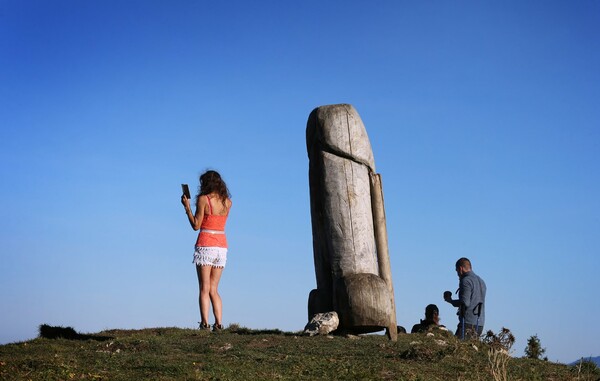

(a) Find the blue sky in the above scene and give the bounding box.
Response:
[1,0,599,364]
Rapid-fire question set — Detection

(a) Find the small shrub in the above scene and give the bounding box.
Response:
[227,323,242,332]
[573,358,600,381]
[482,327,515,381]
[524,334,546,360]
[39,324,78,339]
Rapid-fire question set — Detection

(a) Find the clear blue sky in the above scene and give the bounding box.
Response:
[1,0,598,364]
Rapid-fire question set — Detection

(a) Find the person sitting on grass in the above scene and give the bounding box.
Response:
[411,304,446,333]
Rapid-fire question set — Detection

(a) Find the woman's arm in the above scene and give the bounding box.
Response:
[182,194,205,231]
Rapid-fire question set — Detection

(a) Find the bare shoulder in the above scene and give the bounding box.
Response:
[197,194,208,206]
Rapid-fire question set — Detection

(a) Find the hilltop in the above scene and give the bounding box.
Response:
[0,326,597,380]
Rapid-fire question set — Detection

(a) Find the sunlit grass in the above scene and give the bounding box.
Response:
[0,325,595,380]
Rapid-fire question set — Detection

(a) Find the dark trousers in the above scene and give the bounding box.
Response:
[455,323,483,340]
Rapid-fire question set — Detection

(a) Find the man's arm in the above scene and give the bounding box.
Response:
[459,277,473,309]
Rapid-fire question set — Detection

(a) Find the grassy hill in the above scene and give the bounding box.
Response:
[1,325,598,380]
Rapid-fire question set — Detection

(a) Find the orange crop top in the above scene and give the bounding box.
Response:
[195,196,229,248]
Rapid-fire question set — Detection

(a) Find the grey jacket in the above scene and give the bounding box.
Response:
[456,271,487,327]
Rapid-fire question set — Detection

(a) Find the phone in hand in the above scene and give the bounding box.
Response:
[181,184,191,199]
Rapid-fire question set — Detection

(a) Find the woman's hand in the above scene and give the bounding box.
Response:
[181,194,191,210]
[184,195,204,231]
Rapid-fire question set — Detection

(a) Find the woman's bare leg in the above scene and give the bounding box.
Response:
[209,267,224,325]
[196,265,211,326]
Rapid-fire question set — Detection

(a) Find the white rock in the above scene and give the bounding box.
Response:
[304,312,340,336]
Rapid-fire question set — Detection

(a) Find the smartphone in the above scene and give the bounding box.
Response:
[181,184,191,199]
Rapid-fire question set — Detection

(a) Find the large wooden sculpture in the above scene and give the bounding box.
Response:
[306,104,398,340]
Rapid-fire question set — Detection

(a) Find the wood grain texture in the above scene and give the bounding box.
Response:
[306,104,396,338]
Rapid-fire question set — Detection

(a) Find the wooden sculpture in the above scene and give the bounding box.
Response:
[306,104,397,340]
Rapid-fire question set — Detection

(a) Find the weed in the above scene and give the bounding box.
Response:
[574,358,600,381]
[482,327,515,381]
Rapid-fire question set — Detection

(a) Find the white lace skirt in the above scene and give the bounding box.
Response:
[193,246,227,268]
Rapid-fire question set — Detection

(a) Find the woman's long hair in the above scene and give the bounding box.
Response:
[197,170,230,208]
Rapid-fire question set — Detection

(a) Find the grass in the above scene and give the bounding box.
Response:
[0,325,597,380]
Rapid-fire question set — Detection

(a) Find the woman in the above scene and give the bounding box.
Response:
[181,170,232,331]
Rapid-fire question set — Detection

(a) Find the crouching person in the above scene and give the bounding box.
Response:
[411,304,446,333]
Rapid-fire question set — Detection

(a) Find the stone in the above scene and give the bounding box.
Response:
[303,312,339,336]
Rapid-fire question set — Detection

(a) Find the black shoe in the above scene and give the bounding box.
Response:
[212,323,224,332]
[198,322,211,330]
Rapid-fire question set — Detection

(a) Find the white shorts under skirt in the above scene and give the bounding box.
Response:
[193,246,227,268]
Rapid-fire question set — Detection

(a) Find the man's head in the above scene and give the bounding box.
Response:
[425,304,440,324]
[455,257,472,277]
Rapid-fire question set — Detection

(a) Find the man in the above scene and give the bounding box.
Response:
[411,304,446,333]
[444,257,486,339]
